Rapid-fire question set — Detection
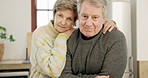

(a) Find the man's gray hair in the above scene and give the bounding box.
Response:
[77,0,107,17]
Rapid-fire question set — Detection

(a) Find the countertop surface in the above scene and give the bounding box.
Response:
[0,59,31,70]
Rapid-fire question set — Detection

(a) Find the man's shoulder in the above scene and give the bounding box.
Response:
[102,29,126,43]
[67,29,80,54]
[69,28,80,40]
[67,29,80,46]
[105,29,125,39]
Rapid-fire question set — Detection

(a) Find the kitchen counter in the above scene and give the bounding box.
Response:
[0,59,31,70]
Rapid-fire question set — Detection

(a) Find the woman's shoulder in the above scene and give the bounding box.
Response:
[33,26,47,35]
[33,21,54,34]
[32,25,53,40]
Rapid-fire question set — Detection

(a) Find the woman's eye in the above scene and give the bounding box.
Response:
[68,18,73,21]
[58,14,63,18]
[83,15,87,18]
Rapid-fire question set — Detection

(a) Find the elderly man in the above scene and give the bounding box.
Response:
[60,0,127,78]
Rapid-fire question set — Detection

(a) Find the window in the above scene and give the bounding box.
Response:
[31,0,56,31]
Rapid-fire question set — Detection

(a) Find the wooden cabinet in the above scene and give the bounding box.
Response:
[0,60,31,77]
[138,61,148,78]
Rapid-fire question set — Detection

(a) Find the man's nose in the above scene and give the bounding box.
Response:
[85,17,93,26]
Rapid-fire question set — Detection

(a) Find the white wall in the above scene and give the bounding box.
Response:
[137,0,148,60]
[0,0,31,60]
[0,0,147,61]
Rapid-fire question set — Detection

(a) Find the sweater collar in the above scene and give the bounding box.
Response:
[79,29,103,43]
[47,20,59,35]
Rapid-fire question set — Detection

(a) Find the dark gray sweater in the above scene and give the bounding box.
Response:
[60,29,127,78]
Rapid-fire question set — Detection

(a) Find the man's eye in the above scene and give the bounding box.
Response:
[94,17,97,19]
[93,17,98,20]
[82,15,87,19]
[93,16,99,20]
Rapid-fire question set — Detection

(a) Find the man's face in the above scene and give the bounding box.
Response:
[78,0,105,37]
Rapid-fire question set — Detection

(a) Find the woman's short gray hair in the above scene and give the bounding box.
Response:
[53,0,77,22]
[77,0,107,17]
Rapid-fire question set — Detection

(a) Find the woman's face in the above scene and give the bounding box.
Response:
[54,10,75,33]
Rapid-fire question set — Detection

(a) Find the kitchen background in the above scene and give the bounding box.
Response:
[0,0,148,78]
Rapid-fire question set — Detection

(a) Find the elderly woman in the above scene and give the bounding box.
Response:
[29,0,117,78]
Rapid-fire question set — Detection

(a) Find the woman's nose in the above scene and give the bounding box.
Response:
[61,19,66,25]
